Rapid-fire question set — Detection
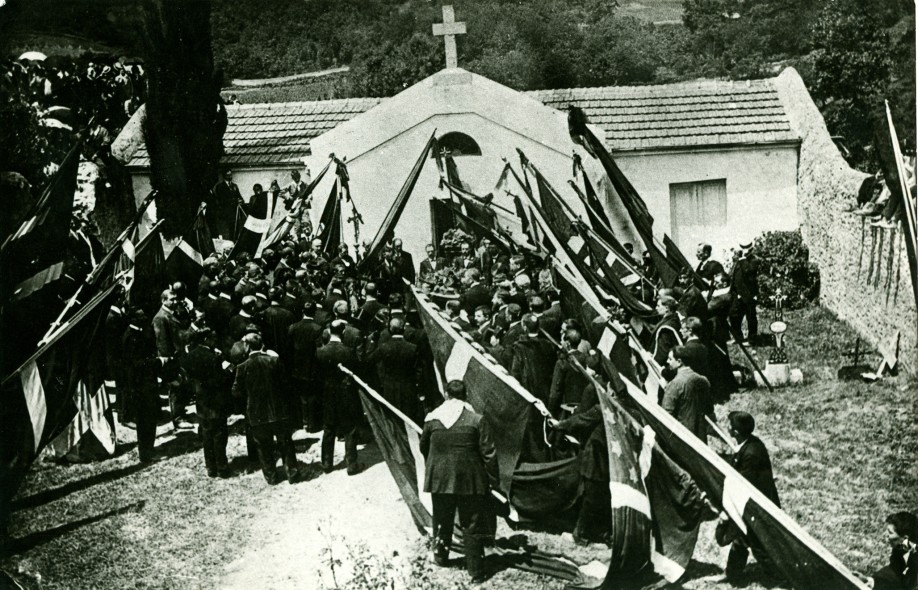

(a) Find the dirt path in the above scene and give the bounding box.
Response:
[218,433,421,589]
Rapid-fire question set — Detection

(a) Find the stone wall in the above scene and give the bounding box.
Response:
[774,68,916,373]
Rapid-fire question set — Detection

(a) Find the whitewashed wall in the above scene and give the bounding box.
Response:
[614,144,800,264]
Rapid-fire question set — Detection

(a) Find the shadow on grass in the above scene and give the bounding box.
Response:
[679,559,725,583]
[6,500,146,555]
[154,430,201,460]
[12,463,150,512]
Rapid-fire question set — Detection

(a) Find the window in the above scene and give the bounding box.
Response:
[669,179,727,251]
[434,132,482,157]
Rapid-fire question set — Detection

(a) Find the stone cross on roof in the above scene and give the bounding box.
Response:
[432,5,466,69]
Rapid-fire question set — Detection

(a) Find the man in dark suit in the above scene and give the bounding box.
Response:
[122,308,161,464]
[316,320,364,475]
[548,329,589,415]
[865,511,918,590]
[652,295,683,368]
[695,243,725,284]
[152,288,193,430]
[363,317,422,421]
[288,300,324,432]
[678,272,710,324]
[181,328,231,478]
[459,268,491,317]
[682,316,737,403]
[356,282,384,330]
[232,333,303,485]
[391,238,416,285]
[210,169,243,239]
[420,380,498,584]
[509,315,557,404]
[418,243,445,286]
[261,287,296,360]
[722,411,780,584]
[707,272,733,349]
[729,242,760,344]
[226,295,259,352]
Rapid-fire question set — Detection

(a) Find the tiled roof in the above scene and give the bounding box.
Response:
[127,98,382,168]
[528,78,798,151]
[126,78,797,168]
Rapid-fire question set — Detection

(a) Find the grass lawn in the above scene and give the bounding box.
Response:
[1,305,914,589]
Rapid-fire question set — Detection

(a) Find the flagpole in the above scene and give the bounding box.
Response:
[39,201,160,344]
[4,282,122,386]
[339,364,422,433]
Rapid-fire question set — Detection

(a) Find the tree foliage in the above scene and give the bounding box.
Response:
[809,0,914,168]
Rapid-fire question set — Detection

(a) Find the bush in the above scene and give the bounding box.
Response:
[731,229,820,310]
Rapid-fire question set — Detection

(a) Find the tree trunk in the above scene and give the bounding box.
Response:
[140,0,226,238]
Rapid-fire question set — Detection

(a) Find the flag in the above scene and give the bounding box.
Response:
[582,231,657,320]
[47,314,115,461]
[568,176,642,278]
[621,377,869,590]
[166,204,215,295]
[121,222,166,314]
[571,154,612,232]
[663,235,706,289]
[315,173,342,255]
[594,379,708,586]
[0,282,120,507]
[348,362,603,586]
[552,263,638,391]
[566,107,680,287]
[1,142,80,301]
[1,143,81,373]
[83,192,158,289]
[411,286,556,496]
[359,132,438,271]
[347,366,432,533]
[258,159,333,255]
[231,189,278,259]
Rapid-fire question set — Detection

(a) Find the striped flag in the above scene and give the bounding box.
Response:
[48,329,115,461]
[595,379,707,585]
[1,143,81,373]
[622,379,869,590]
[1,142,80,302]
[344,361,605,587]
[411,286,554,496]
[359,132,438,271]
[315,170,343,255]
[165,204,215,295]
[1,282,120,500]
[119,221,166,314]
[257,159,333,256]
[566,107,680,287]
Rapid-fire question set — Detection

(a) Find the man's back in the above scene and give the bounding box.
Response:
[510,334,556,402]
[662,366,712,441]
[733,434,780,506]
[233,351,286,426]
[288,317,323,381]
[420,404,496,495]
[262,304,296,355]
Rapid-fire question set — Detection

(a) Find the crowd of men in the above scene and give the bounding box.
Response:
[77,189,916,587]
[103,198,779,574]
